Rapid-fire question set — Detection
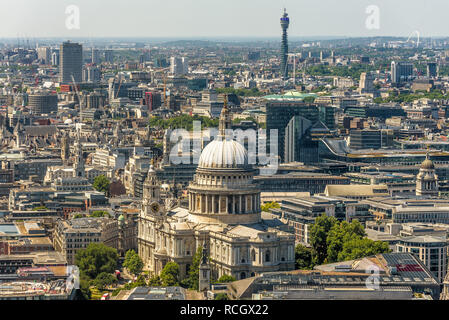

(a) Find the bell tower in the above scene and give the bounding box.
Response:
[416,153,439,197]
[142,160,163,216]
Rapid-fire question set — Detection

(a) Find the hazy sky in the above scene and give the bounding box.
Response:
[1,0,449,39]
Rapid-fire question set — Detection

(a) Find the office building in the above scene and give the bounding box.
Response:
[170,56,188,75]
[284,116,319,163]
[28,92,58,115]
[228,253,440,300]
[396,235,448,283]
[427,62,438,78]
[359,72,375,93]
[266,101,325,162]
[37,47,51,65]
[60,41,83,84]
[104,50,113,63]
[349,129,382,149]
[391,61,414,84]
[51,50,59,66]
[82,65,101,83]
[91,48,100,64]
[192,89,224,117]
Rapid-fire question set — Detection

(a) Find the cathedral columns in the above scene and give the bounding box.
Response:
[225,196,229,213]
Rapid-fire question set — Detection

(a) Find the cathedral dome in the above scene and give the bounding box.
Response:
[198,102,249,169]
[421,154,434,169]
[198,138,248,169]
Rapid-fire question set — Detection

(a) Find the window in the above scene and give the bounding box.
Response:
[251,249,256,262]
[265,250,271,262]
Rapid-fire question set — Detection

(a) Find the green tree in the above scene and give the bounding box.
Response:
[326,220,366,263]
[214,293,229,300]
[309,215,338,265]
[149,114,219,131]
[160,262,180,286]
[93,175,111,194]
[308,215,391,266]
[148,275,162,286]
[134,274,147,287]
[261,201,280,212]
[303,96,316,103]
[123,249,144,276]
[338,237,391,261]
[294,244,313,269]
[90,210,110,218]
[181,246,203,290]
[33,206,48,211]
[93,272,117,290]
[78,273,92,300]
[217,274,236,283]
[75,243,118,280]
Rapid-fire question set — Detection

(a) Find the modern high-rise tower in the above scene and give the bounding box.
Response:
[280,8,290,80]
[60,41,83,84]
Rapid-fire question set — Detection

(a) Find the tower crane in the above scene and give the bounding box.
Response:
[114,76,123,99]
[151,67,170,108]
[71,75,84,123]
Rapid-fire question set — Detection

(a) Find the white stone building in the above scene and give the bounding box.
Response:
[138,105,295,281]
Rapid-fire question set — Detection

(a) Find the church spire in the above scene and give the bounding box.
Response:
[218,94,231,138]
[73,126,85,178]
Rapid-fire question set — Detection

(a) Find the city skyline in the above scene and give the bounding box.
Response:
[3,0,449,39]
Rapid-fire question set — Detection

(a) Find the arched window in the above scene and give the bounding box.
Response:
[240,272,246,279]
[265,250,271,262]
[251,249,256,262]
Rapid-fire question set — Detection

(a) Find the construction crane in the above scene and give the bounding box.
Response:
[71,75,84,123]
[114,76,123,99]
[151,67,170,108]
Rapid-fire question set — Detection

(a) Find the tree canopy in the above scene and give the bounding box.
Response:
[93,175,111,194]
[294,244,313,270]
[123,249,144,276]
[149,114,219,131]
[160,262,180,287]
[299,215,391,269]
[90,210,110,218]
[181,246,203,290]
[261,201,280,212]
[217,274,236,283]
[214,293,229,300]
[75,243,118,280]
[92,272,117,290]
[215,87,264,97]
